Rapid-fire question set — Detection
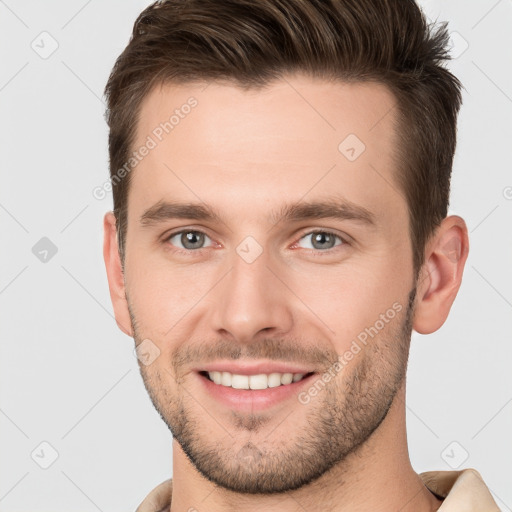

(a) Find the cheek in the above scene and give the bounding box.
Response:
[139,361,181,418]
[287,261,408,346]
[126,256,217,338]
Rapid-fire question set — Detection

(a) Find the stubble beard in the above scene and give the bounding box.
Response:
[130,289,415,495]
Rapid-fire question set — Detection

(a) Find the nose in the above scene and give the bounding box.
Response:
[209,247,294,344]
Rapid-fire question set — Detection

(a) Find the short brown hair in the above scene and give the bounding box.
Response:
[104,0,463,273]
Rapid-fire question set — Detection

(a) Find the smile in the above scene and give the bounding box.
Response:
[194,361,318,411]
[202,371,312,389]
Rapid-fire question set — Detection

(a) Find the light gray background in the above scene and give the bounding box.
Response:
[1,0,511,510]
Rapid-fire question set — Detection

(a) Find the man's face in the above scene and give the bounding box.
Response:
[123,76,417,493]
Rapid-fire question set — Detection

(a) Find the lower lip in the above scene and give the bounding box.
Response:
[197,372,315,412]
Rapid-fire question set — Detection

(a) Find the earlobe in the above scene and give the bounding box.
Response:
[103,212,133,337]
[413,216,469,334]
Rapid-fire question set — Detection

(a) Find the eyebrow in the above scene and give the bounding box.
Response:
[139,198,376,227]
[140,200,222,226]
[270,199,375,226]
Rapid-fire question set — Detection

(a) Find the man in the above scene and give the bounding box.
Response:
[102,0,499,510]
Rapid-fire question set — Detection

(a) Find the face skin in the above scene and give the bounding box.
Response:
[104,75,469,511]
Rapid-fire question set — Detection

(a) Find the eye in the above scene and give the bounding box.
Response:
[166,230,213,250]
[296,231,344,251]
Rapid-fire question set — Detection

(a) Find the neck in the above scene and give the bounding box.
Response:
[170,384,442,512]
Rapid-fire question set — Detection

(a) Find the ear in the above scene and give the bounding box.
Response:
[413,215,469,334]
[103,212,133,337]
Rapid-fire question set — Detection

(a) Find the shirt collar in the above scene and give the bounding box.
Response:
[419,469,500,511]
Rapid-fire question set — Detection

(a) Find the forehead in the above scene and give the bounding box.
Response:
[129,76,404,224]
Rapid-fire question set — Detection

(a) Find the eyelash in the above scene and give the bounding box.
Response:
[163,229,348,256]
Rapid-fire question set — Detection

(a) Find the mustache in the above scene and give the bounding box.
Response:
[171,337,339,375]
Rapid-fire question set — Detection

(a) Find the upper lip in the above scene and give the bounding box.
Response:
[194,361,316,375]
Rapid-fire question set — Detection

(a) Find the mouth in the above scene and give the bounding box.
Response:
[199,370,315,390]
[195,367,317,412]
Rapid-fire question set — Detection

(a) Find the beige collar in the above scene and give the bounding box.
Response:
[419,469,500,511]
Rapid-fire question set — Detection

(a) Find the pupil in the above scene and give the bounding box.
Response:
[313,232,334,249]
[182,231,204,249]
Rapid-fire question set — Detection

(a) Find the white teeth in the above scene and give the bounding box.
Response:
[267,373,281,388]
[221,372,232,387]
[249,374,268,390]
[206,371,308,389]
[231,374,249,389]
[281,373,293,385]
